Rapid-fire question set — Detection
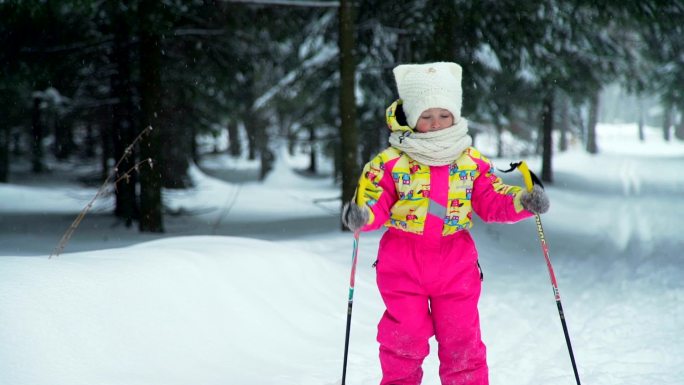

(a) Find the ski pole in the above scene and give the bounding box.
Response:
[341,229,360,385]
[505,161,582,385]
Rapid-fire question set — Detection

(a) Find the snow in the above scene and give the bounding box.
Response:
[1,123,683,385]
[474,43,502,72]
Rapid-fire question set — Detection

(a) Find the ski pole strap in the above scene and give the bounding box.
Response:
[498,161,544,193]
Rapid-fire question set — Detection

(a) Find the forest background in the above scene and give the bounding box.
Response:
[1,0,683,233]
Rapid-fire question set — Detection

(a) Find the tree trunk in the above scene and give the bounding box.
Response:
[288,128,296,157]
[138,0,164,233]
[496,123,504,158]
[259,146,274,181]
[11,130,21,157]
[534,106,544,156]
[586,90,599,154]
[576,107,586,149]
[227,120,241,157]
[191,124,198,164]
[280,113,295,157]
[308,125,317,174]
[111,1,138,227]
[84,123,96,158]
[541,91,554,183]
[247,123,257,160]
[31,96,45,173]
[638,99,645,142]
[333,138,341,183]
[662,103,672,142]
[0,124,8,182]
[558,97,569,152]
[100,116,112,183]
[255,116,273,181]
[338,0,359,229]
[161,106,191,189]
[675,107,684,141]
[54,115,74,160]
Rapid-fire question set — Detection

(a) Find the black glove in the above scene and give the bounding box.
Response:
[521,185,550,214]
[342,201,369,232]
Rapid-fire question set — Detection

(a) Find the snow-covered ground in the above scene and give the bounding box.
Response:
[1,124,683,385]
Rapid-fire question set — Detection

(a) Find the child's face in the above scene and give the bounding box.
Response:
[414,108,454,133]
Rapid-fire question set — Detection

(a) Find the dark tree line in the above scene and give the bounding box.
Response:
[1,0,683,232]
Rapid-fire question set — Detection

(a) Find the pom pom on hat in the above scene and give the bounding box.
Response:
[392,62,463,129]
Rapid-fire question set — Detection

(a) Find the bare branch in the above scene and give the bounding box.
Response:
[49,127,154,258]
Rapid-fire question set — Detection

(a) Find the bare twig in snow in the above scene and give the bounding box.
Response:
[49,126,154,258]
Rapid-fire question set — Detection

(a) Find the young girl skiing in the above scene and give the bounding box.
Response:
[342,62,549,385]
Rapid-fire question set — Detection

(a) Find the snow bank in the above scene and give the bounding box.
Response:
[0,236,347,385]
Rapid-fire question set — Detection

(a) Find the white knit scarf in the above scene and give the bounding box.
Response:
[388,118,472,166]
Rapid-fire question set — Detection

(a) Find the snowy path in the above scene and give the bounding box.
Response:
[478,149,684,385]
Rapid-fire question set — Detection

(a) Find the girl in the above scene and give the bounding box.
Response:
[342,62,549,385]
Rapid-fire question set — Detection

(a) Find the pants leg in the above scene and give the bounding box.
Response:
[376,232,433,385]
[431,293,488,385]
[430,234,488,385]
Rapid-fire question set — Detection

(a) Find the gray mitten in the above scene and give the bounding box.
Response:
[342,201,369,232]
[520,185,550,214]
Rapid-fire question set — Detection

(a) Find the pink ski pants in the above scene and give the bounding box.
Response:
[375,228,488,385]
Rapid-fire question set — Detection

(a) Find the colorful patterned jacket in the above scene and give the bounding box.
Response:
[357,100,532,236]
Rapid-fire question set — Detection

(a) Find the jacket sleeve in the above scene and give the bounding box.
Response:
[470,154,533,223]
[355,153,399,232]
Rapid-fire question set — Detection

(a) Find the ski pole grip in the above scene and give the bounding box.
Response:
[517,161,535,193]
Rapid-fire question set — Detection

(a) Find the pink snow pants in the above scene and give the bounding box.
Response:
[375,228,488,385]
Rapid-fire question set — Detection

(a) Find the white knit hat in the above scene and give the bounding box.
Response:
[392,62,463,129]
